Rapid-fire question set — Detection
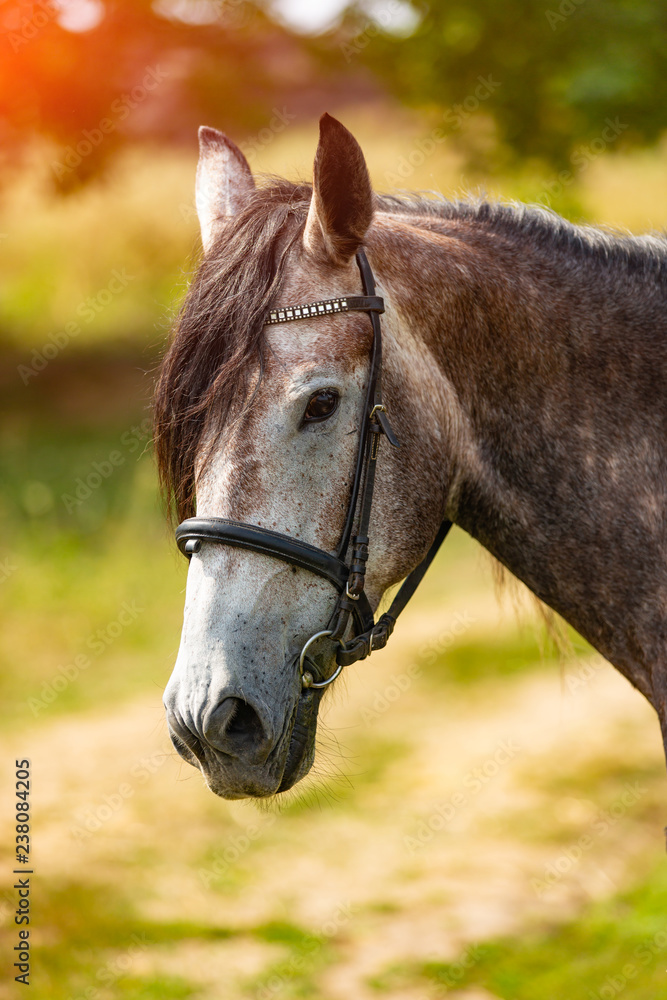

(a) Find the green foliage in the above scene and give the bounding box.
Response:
[0,0,308,187]
[341,0,667,170]
[0,145,197,349]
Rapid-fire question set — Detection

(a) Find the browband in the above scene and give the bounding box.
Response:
[266,295,384,325]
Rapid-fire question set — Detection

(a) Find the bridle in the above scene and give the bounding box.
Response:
[175,250,452,690]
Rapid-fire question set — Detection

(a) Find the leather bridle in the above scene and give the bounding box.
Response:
[175,250,452,689]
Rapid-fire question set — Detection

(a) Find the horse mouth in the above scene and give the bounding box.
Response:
[278,687,322,792]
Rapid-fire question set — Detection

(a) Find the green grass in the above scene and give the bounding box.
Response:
[431,859,667,1000]
[243,923,344,1000]
[423,629,564,685]
[368,857,667,999]
[415,612,594,687]
[12,874,347,999]
[0,407,186,730]
[18,879,234,1000]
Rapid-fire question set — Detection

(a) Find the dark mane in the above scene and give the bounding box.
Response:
[154,179,311,522]
[379,191,667,276]
[155,178,667,522]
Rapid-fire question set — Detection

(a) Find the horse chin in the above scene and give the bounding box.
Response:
[198,756,289,800]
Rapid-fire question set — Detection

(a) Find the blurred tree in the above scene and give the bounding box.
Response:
[334,0,667,171]
[0,0,341,188]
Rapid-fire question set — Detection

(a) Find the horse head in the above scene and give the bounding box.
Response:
[155,115,449,798]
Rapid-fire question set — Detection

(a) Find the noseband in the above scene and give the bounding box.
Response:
[175,250,452,689]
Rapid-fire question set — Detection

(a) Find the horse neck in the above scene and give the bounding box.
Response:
[372,209,667,706]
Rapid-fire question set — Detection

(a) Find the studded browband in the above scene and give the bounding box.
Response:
[266,294,385,325]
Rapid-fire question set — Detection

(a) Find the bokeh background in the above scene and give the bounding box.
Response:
[1,2,667,998]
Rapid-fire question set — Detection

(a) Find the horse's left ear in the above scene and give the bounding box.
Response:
[195,126,255,252]
[303,113,374,265]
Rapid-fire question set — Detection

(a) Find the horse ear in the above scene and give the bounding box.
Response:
[303,113,374,265]
[195,126,255,252]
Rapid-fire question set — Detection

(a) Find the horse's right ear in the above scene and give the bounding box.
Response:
[303,113,374,266]
[195,126,255,253]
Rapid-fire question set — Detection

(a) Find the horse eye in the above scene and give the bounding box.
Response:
[303,389,339,424]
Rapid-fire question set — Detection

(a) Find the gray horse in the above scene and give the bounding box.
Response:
[155,113,667,799]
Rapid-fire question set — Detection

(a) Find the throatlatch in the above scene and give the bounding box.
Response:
[175,250,452,689]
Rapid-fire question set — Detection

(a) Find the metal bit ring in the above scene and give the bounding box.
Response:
[299,630,345,689]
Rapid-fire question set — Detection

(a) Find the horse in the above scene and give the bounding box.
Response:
[154,112,667,800]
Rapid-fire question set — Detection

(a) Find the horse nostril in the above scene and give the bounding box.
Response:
[204,698,269,760]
